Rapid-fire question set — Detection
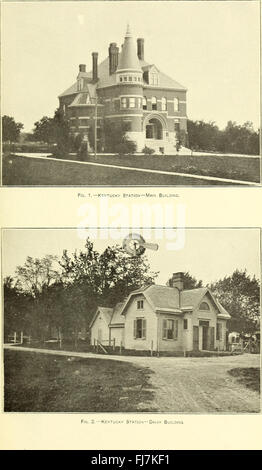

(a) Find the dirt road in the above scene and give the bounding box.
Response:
[4,345,260,413]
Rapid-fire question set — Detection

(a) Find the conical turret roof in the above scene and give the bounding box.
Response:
[118,24,142,72]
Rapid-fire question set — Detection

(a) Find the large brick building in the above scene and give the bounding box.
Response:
[58,25,188,153]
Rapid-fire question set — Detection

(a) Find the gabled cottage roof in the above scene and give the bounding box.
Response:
[118,285,230,318]
[89,306,113,328]
[109,302,125,326]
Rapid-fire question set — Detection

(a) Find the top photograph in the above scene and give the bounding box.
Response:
[1,1,260,187]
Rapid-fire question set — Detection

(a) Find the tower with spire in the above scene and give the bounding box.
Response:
[58,24,188,153]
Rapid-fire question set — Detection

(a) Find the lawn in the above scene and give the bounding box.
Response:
[4,350,155,412]
[2,153,258,186]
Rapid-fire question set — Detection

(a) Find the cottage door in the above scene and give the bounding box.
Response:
[98,328,102,343]
[193,326,199,351]
[208,327,215,350]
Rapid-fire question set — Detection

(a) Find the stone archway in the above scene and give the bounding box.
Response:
[143,113,168,141]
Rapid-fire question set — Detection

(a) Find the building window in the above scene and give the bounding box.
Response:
[161,97,167,111]
[183,319,188,330]
[129,97,135,108]
[137,98,142,108]
[199,320,209,327]
[129,76,132,82]
[120,77,123,82]
[216,323,222,341]
[143,97,147,110]
[137,300,144,310]
[134,76,137,82]
[121,97,127,109]
[124,76,127,82]
[174,98,179,111]
[150,73,159,86]
[134,318,146,339]
[174,119,180,133]
[199,302,210,311]
[114,100,119,111]
[163,319,178,340]
[152,96,157,111]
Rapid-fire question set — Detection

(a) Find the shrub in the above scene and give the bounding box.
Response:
[142,146,155,155]
[115,138,137,155]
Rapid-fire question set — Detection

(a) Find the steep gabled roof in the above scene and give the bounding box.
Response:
[180,287,209,309]
[89,306,113,328]
[109,302,125,326]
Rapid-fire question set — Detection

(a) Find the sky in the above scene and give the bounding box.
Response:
[2,228,260,286]
[2,1,260,132]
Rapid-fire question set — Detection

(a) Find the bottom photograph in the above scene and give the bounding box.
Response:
[2,228,260,413]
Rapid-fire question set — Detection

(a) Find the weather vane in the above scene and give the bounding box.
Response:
[122,233,159,257]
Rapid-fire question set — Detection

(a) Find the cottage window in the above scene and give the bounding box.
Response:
[129,97,136,108]
[174,98,179,112]
[143,97,147,110]
[137,300,144,309]
[124,76,128,82]
[163,319,178,340]
[183,319,188,330]
[120,77,123,82]
[161,97,167,111]
[151,96,157,111]
[199,302,210,311]
[216,323,222,341]
[129,76,132,82]
[134,318,146,339]
[121,98,127,109]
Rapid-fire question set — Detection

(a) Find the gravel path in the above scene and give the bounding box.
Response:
[4,345,260,413]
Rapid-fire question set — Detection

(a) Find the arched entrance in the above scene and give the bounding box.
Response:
[146,118,163,140]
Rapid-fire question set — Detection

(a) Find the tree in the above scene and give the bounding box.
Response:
[166,272,203,290]
[15,255,60,297]
[4,277,34,339]
[32,116,54,143]
[208,270,260,333]
[32,108,71,155]
[102,120,134,153]
[2,115,24,143]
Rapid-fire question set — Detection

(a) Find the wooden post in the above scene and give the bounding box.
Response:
[21,331,23,344]
[14,332,17,343]
[150,340,153,357]
[113,338,115,352]
[120,341,122,355]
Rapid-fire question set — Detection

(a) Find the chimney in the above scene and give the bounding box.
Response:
[92,52,98,81]
[109,42,119,74]
[137,38,144,60]
[79,64,86,73]
[169,272,184,291]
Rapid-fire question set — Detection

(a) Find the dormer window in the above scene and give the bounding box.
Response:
[149,72,159,86]
[77,78,84,91]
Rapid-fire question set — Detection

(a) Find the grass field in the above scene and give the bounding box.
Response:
[4,350,154,412]
[2,153,259,185]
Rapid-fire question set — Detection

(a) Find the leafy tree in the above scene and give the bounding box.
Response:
[208,269,260,333]
[2,115,24,143]
[15,255,60,297]
[103,120,133,153]
[32,116,54,143]
[166,272,203,290]
[4,277,34,339]
[32,108,70,155]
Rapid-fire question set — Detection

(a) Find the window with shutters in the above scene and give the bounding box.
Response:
[162,319,178,340]
[134,318,146,339]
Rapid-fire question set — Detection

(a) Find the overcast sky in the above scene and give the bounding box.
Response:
[2,228,260,286]
[2,1,260,132]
